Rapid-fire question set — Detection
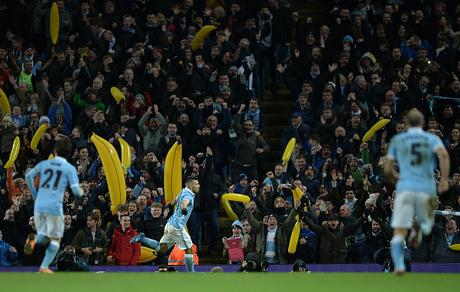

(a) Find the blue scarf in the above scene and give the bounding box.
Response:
[245,108,260,131]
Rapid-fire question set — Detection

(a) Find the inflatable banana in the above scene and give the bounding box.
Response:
[221,193,250,221]
[222,193,250,203]
[362,119,390,143]
[30,124,49,151]
[91,134,126,214]
[4,137,20,169]
[191,25,217,51]
[164,142,182,204]
[138,246,157,263]
[0,88,11,114]
[221,198,238,221]
[48,153,54,160]
[288,220,301,254]
[118,138,132,174]
[110,87,125,104]
[282,138,296,163]
[50,2,59,45]
[450,244,460,251]
[292,187,303,204]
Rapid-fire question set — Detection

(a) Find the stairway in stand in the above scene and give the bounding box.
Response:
[260,0,332,175]
[200,1,333,264]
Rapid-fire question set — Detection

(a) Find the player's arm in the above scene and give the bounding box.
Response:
[25,167,40,200]
[384,157,399,182]
[435,146,450,193]
[384,140,399,182]
[181,198,190,215]
[68,165,84,198]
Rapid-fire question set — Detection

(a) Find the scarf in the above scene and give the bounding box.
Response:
[244,108,260,131]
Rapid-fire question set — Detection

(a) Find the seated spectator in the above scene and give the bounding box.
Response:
[0,230,18,267]
[431,218,460,263]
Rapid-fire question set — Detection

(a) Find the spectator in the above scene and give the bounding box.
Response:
[0,230,18,266]
[243,201,296,264]
[431,218,460,262]
[107,214,140,265]
[72,214,108,265]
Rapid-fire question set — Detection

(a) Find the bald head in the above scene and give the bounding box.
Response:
[406,108,424,128]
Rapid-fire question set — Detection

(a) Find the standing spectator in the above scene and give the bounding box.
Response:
[232,105,269,181]
[72,214,108,265]
[243,202,296,264]
[107,214,140,265]
[301,213,364,264]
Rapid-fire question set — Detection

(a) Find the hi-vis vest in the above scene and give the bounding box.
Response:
[168,244,199,265]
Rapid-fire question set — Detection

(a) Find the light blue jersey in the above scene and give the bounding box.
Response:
[25,156,82,216]
[168,187,195,229]
[387,128,444,195]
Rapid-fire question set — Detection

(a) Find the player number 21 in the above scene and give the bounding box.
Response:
[41,169,63,190]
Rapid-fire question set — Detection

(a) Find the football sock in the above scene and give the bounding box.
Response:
[391,234,405,272]
[141,238,160,251]
[184,254,195,272]
[40,240,59,269]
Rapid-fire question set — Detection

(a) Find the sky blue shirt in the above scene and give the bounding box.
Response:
[25,156,82,216]
[387,128,444,195]
[168,187,195,229]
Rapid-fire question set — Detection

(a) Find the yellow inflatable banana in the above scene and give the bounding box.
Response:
[450,244,460,251]
[282,138,296,163]
[164,142,182,203]
[138,246,157,263]
[292,187,303,204]
[50,2,59,45]
[220,193,250,221]
[288,220,301,254]
[91,134,126,214]
[4,137,20,169]
[0,88,11,114]
[221,198,238,221]
[48,153,54,160]
[110,87,125,104]
[362,119,390,143]
[30,124,49,151]
[117,138,132,174]
[191,25,217,51]
[221,193,250,203]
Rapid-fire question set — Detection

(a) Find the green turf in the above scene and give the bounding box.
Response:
[0,273,457,292]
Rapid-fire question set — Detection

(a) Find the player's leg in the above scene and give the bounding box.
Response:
[34,213,50,247]
[180,229,195,272]
[157,224,176,254]
[390,191,413,275]
[39,214,64,273]
[415,193,436,236]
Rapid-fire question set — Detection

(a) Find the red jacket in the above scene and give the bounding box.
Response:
[108,226,140,265]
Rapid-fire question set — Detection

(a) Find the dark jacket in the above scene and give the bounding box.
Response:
[142,217,166,241]
[72,227,108,264]
[244,207,297,264]
[430,225,460,263]
[302,215,363,263]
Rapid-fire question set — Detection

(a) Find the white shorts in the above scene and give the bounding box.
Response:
[159,223,193,250]
[391,191,435,233]
[35,212,64,239]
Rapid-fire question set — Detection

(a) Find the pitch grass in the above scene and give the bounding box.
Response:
[0,272,458,292]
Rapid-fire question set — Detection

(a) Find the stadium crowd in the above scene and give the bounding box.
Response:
[1,0,460,269]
